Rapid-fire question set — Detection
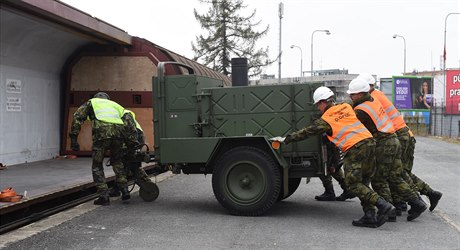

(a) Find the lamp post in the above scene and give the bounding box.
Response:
[392,34,406,73]
[290,45,303,79]
[311,30,330,82]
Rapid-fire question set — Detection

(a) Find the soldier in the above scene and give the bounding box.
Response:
[274,86,395,228]
[109,109,154,197]
[69,92,130,205]
[347,78,427,222]
[314,136,354,201]
[358,73,442,214]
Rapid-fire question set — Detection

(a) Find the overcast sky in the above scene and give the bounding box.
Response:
[61,0,459,80]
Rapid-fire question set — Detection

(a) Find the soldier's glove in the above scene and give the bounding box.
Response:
[269,136,286,144]
[70,135,80,151]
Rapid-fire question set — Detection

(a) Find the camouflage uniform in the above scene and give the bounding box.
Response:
[121,111,152,184]
[70,100,127,197]
[316,136,348,200]
[285,110,381,211]
[352,94,418,204]
[393,127,432,200]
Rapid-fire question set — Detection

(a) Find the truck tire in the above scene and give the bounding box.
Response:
[278,178,301,201]
[212,146,281,216]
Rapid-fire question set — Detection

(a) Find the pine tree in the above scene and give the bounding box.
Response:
[192,0,272,77]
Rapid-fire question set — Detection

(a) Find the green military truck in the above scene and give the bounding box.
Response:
[152,62,328,216]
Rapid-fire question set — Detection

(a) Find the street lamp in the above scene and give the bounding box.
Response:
[392,34,406,73]
[311,30,331,82]
[290,45,303,79]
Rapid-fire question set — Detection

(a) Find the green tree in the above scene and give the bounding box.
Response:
[192,0,272,77]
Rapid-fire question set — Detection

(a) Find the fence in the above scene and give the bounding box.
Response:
[430,102,460,139]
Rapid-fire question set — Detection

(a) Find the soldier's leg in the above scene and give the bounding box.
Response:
[315,174,336,201]
[92,140,110,205]
[371,141,393,204]
[386,137,426,221]
[344,142,393,227]
[110,139,130,200]
[333,169,356,201]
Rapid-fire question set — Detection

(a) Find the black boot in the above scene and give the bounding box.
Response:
[352,210,378,228]
[400,202,407,211]
[388,207,397,222]
[94,196,110,206]
[336,191,356,201]
[394,202,405,216]
[121,187,131,201]
[407,197,427,221]
[427,190,442,212]
[315,182,336,201]
[109,187,121,197]
[375,198,395,226]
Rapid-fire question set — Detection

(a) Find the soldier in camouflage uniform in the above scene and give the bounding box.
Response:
[314,135,354,201]
[359,73,442,214]
[69,92,130,205]
[348,78,427,222]
[109,110,153,197]
[277,86,394,228]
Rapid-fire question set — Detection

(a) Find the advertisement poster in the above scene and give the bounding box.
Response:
[393,77,433,110]
[445,70,460,114]
[393,78,411,109]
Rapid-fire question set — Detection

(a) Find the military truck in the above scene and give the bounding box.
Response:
[152,62,328,216]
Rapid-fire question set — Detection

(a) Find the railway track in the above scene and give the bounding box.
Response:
[0,166,162,234]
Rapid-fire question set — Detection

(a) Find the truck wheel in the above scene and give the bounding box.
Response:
[278,178,301,201]
[212,146,281,216]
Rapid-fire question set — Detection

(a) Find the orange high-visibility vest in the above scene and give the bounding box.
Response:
[322,103,373,152]
[355,99,395,134]
[370,89,407,131]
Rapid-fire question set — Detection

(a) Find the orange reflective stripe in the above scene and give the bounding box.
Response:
[322,103,372,152]
[355,100,396,134]
[371,89,406,130]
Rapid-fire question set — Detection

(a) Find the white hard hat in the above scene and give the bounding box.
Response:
[357,73,376,85]
[313,86,334,104]
[347,78,370,94]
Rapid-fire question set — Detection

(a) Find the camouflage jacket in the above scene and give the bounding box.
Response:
[121,112,144,147]
[351,93,394,141]
[284,106,333,144]
[70,100,124,142]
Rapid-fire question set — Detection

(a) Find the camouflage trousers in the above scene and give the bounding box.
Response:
[395,128,432,200]
[319,168,346,192]
[373,134,418,204]
[92,138,128,197]
[343,138,380,211]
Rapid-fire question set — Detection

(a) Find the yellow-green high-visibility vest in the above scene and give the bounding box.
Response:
[90,98,124,124]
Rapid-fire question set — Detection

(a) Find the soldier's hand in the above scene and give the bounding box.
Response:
[70,135,80,151]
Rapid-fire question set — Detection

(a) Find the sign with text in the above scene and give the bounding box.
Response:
[445,69,460,114]
[393,77,433,111]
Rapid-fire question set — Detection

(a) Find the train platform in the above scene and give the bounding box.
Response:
[0,156,117,209]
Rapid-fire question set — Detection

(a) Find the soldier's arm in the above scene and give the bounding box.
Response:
[285,118,332,144]
[69,101,92,137]
[122,114,140,148]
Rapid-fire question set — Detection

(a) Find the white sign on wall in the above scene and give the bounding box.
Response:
[6,97,21,112]
[6,79,22,93]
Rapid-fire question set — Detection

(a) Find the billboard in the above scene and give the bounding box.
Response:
[445,69,460,114]
[393,76,433,111]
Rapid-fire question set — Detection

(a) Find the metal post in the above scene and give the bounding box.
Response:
[290,45,303,79]
[392,34,406,73]
[310,30,330,83]
[278,2,283,84]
